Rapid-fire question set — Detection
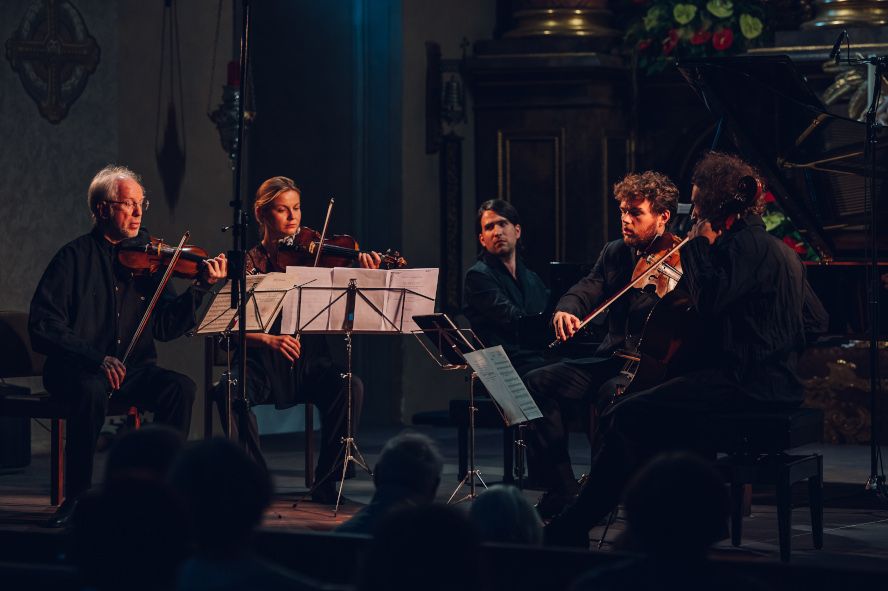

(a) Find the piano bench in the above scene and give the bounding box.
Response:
[706,408,824,563]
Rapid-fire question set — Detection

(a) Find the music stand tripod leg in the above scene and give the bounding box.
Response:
[294,330,372,515]
[448,371,488,504]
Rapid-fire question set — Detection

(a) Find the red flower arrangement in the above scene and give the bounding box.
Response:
[690,30,712,45]
[712,27,734,51]
[662,29,679,55]
[623,0,770,74]
[762,196,820,261]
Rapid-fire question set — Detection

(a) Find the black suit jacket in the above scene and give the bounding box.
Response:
[555,239,659,358]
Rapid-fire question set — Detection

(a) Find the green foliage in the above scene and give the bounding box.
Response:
[622,0,770,74]
[762,199,820,261]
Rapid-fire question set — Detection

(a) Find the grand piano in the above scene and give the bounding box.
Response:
[675,55,888,338]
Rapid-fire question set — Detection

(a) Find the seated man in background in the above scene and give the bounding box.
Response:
[463,199,549,377]
[336,431,443,535]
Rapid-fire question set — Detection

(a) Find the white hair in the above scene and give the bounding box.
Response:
[87,164,143,221]
[469,484,544,546]
[374,432,443,497]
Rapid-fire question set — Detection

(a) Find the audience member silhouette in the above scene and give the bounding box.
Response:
[71,477,190,591]
[570,452,767,591]
[336,431,443,535]
[358,504,488,591]
[68,425,188,590]
[616,451,729,557]
[470,484,543,546]
[168,438,319,591]
[104,424,185,483]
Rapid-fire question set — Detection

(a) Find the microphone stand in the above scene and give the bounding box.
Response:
[225,0,253,446]
[835,35,887,496]
[863,53,886,497]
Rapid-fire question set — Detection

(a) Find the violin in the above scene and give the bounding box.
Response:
[549,233,690,350]
[631,233,684,299]
[117,236,210,279]
[274,226,407,269]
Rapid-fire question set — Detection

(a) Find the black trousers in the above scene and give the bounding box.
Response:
[44,361,195,499]
[550,368,801,539]
[522,357,625,492]
[216,358,364,481]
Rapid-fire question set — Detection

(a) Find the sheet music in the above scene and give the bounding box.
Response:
[462,346,543,426]
[196,274,287,334]
[384,268,438,332]
[252,272,298,330]
[328,268,389,332]
[280,266,334,333]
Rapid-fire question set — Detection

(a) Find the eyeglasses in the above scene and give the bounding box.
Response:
[106,198,150,212]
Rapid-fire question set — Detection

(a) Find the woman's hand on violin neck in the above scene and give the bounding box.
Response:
[359,251,382,269]
[553,311,582,342]
[201,253,228,284]
[688,220,719,245]
[264,334,302,362]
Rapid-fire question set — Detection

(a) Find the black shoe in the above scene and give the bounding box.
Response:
[534,490,577,520]
[46,498,78,529]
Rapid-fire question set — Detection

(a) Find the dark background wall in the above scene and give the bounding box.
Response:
[1,0,119,314]
[248,0,404,426]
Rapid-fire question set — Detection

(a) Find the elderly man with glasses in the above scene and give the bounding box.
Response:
[29,165,227,528]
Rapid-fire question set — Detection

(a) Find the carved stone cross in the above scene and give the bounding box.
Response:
[5,0,100,124]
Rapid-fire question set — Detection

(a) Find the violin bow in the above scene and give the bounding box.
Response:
[548,236,690,350]
[312,198,335,268]
[288,198,335,358]
[112,231,190,395]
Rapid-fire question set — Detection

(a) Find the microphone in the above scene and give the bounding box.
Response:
[829,29,847,64]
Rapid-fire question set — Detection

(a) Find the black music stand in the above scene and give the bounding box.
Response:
[195,275,293,445]
[412,314,488,504]
[292,279,433,514]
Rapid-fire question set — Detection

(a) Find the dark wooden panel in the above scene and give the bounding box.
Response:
[469,47,630,273]
[601,134,630,243]
[497,129,564,273]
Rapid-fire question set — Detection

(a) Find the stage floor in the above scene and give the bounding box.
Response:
[2,424,888,569]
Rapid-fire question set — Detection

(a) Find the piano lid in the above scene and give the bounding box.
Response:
[676,55,888,262]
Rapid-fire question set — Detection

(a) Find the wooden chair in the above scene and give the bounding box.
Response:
[0,311,140,506]
[203,337,316,487]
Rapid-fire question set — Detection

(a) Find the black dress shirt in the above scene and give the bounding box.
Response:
[679,214,828,403]
[463,252,549,375]
[29,227,205,374]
